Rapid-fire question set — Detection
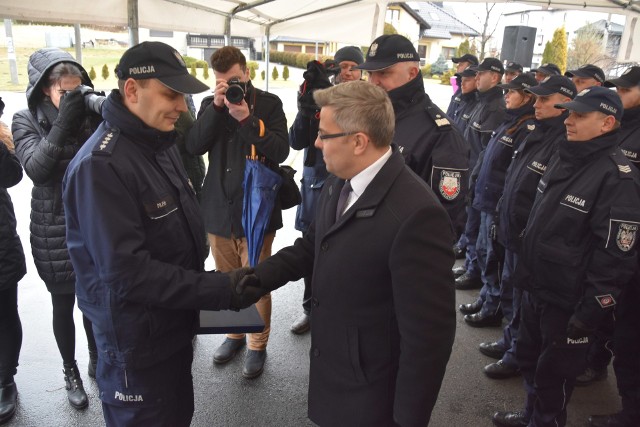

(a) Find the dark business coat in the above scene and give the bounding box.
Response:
[255,149,456,427]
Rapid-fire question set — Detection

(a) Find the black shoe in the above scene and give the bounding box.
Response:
[88,351,98,379]
[576,367,608,387]
[459,299,483,315]
[455,272,483,290]
[63,362,88,410]
[479,341,506,359]
[213,337,246,364]
[484,360,520,379]
[242,350,266,379]
[452,265,467,278]
[453,244,466,259]
[464,311,502,328]
[589,412,636,427]
[0,382,17,425]
[290,313,310,335]
[493,411,529,427]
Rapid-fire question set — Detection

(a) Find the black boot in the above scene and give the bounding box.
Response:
[63,362,88,409]
[88,351,98,379]
[0,379,18,425]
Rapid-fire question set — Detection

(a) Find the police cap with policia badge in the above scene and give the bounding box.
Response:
[554,86,624,121]
[355,34,420,71]
[115,41,209,94]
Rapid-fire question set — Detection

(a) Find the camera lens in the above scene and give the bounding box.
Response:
[225,81,244,104]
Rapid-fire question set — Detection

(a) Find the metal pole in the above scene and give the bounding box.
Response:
[128,0,139,46]
[265,27,270,92]
[4,19,19,85]
[74,24,82,64]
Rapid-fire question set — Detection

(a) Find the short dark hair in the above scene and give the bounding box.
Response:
[210,46,246,73]
[46,62,84,89]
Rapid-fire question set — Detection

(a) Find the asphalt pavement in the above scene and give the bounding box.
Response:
[1,81,623,426]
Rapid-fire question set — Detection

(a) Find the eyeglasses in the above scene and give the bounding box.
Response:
[317,131,357,140]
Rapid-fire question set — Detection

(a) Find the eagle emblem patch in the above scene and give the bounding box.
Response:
[616,223,638,252]
[439,170,461,200]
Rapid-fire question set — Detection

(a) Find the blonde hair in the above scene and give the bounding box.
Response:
[313,81,394,147]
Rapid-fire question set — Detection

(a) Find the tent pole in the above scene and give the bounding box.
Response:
[265,26,271,92]
[128,0,139,46]
[74,24,82,64]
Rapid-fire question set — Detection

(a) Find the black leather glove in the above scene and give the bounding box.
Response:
[227,267,264,311]
[48,87,85,146]
[566,315,594,340]
[297,60,334,118]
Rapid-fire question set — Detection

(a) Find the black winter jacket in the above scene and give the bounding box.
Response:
[389,75,469,236]
[186,81,289,238]
[619,105,640,168]
[450,90,479,134]
[464,86,507,172]
[0,143,27,291]
[518,132,640,328]
[12,48,100,291]
[497,113,568,252]
[473,103,535,213]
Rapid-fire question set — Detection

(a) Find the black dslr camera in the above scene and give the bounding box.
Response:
[78,85,107,115]
[225,78,245,104]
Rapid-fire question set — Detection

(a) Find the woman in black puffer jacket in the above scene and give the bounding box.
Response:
[11,48,100,410]
[0,111,27,425]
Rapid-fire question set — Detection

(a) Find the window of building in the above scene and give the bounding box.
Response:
[441,47,456,59]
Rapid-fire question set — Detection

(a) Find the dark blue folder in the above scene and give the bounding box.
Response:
[197,305,265,334]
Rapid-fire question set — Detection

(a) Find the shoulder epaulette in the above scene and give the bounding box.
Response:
[92,128,120,156]
[610,150,635,179]
[425,105,452,130]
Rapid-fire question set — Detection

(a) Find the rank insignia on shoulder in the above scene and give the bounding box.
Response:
[93,128,120,155]
[426,107,451,129]
[527,124,536,131]
[618,164,632,173]
[595,294,616,308]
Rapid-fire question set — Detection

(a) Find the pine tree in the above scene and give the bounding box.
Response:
[272,66,279,80]
[89,66,96,81]
[190,63,197,77]
[542,26,568,74]
[250,66,256,80]
[202,63,209,80]
[261,70,266,80]
[456,39,471,56]
[101,64,109,80]
[282,65,289,81]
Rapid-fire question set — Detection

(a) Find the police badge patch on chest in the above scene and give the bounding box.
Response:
[616,223,638,252]
[439,170,461,200]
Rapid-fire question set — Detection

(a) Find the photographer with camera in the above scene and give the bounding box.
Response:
[11,48,101,409]
[186,46,289,379]
[288,46,363,335]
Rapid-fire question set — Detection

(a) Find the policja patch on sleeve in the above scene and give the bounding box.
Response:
[615,222,638,252]
[437,168,462,201]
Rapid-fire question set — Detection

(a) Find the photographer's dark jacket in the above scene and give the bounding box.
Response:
[0,143,27,291]
[517,131,640,328]
[289,112,327,233]
[186,81,289,238]
[464,86,507,172]
[12,48,100,293]
[473,103,535,213]
[389,75,469,237]
[618,105,640,168]
[63,91,235,370]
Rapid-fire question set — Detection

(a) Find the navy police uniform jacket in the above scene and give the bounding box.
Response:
[289,112,327,233]
[253,149,456,427]
[518,131,640,328]
[186,81,289,238]
[619,105,640,166]
[63,92,236,372]
[446,86,461,119]
[389,74,469,237]
[450,90,479,134]
[464,86,507,172]
[497,112,568,253]
[473,103,535,213]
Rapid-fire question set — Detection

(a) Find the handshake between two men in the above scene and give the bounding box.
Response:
[226,268,265,311]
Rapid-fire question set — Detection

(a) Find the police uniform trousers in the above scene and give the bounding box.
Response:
[460,205,481,278]
[476,211,503,316]
[498,249,521,368]
[99,344,194,427]
[516,291,589,427]
[613,270,640,422]
[209,232,275,351]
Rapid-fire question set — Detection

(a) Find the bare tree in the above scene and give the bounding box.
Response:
[478,3,501,60]
[567,23,616,73]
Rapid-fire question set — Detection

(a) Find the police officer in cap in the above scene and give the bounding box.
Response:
[532,63,562,83]
[504,62,523,84]
[588,66,640,427]
[63,41,262,426]
[447,53,479,121]
[565,64,605,93]
[493,86,640,427]
[356,34,469,238]
[450,66,478,134]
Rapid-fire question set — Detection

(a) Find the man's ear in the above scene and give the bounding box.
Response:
[602,115,616,133]
[353,132,370,156]
[123,78,139,104]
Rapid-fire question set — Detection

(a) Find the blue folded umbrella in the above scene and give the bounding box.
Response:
[242,146,282,267]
